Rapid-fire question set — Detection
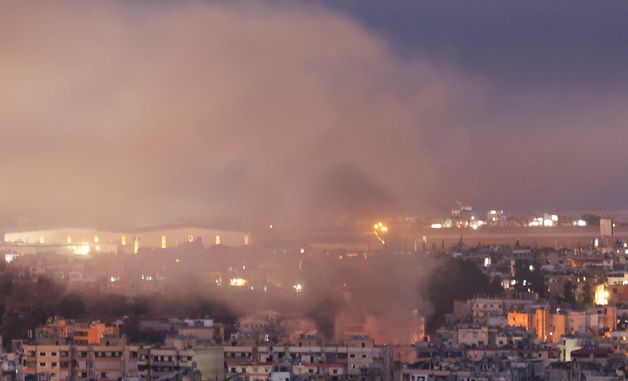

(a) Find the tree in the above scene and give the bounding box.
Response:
[0,272,14,297]
[582,281,594,306]
[563,281,576,305]
[513,260,546,297]
[424,257,501,333]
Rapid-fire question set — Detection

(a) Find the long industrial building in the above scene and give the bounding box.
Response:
[2,226,250,256]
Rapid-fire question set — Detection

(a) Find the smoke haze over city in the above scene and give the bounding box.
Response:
[3,1,628,228]
[2,3,628,381]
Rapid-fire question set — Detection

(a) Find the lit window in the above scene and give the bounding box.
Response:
[121,235,127,246]
[215,235,221,245]
[161,235,167,249]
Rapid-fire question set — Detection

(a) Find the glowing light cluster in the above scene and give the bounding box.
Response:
[72,244,91,256]
[594,284,609,305]
[373,222,389,232]
[469,220,486,230]
[529,214,559,227]
[229,277,248,287]
[373,222,389,244]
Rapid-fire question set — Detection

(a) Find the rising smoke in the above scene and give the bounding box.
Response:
[3,1,628,227]
[0,0,464,227]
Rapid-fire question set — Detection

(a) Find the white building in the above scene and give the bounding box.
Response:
[3,226,251,255]
[457,327,489,346]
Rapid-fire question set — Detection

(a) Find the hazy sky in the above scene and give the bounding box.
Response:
[1,1,628,227]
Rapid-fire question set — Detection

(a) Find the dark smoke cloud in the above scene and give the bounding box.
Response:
[299,254,435,342]
[1,1,628,228]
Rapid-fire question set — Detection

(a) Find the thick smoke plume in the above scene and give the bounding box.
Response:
[0,1,466,227]
[3,1,628,227]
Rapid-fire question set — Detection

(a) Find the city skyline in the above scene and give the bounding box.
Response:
[1,3,627,380]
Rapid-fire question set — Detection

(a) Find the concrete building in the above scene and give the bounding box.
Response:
[607,271,628,286]
[37,318,120,345]
[138,345,224,381]
[224,336,389,381]
[469,298,503,322]
[456,327,489,347]
[22,337,140,381]
[21,339,223,381]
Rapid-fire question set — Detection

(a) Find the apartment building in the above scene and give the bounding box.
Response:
[224,336,390,381]
[22,337,139,381]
